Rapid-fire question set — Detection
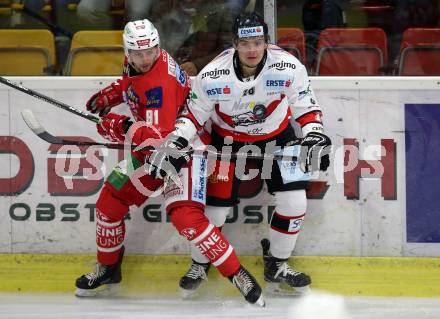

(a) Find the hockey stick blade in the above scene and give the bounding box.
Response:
[21,109,126,149]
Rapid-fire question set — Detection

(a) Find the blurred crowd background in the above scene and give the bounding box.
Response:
[0,0,439,76]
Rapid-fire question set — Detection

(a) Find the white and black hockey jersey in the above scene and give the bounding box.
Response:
[186,44,323,142]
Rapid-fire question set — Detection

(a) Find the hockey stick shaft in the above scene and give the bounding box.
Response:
[0,76,99,123]
[21,109,298,161]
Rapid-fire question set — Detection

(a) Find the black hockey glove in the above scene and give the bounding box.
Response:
[300,132,332,173]
[146,135,191,179]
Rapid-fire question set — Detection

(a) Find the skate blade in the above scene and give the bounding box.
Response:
[265,282,311,297]
[75,283,121,298]
[180,287,200,300]
[180,279,208,300]
[253,294,266,307]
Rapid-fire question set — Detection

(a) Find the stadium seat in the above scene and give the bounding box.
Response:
[0,1,53,16]
[398,28,440,76]
[64,30,124,76]
[316,28,388,75]
[0,0,11,14]
[358,0,395,32]
[277,28,306,63]
[0,29,56,75]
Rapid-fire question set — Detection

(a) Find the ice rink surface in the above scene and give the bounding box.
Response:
[1,292,440,319]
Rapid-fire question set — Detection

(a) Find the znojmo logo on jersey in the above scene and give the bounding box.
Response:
[238,26,264,38]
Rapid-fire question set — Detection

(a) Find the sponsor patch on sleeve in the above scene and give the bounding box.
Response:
[175,64,187,87]
[167,56,176,76]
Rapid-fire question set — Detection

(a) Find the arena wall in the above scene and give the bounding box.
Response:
[1,77,440,257]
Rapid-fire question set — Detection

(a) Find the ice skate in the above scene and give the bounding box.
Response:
[261,238,311,296]
[75,246,125,297]
[229,265,265,307]
[179,260,210,298]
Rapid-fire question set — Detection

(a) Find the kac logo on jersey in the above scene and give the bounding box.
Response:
[145,87,163,108]
[125,84,140,105]
[124,84,141,118]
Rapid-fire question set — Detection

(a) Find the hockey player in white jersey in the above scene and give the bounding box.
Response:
[147,12,332,296]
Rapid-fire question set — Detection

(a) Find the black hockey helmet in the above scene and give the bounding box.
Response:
[232,12,269,42]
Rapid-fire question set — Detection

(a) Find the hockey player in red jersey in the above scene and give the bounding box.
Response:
[74,18,265,307]
[147,12,332,296]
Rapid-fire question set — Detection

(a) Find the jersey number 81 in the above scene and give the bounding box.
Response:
[145,109,159,125]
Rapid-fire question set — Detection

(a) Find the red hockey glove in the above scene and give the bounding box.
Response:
[97,113,132,143]
[86,84,123,116]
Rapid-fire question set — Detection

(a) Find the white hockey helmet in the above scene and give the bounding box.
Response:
[123,19,160,56]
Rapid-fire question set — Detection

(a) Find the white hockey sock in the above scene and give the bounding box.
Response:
[269,190,307,259]
[269,229,300,259]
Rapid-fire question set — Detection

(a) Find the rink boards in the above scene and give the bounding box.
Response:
[1,77,440,295]
[2,254,440,296]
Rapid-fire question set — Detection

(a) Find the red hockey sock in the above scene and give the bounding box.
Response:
[170,206,240,277]
[95,185,129,265]
[96,209,126,265]
[192,224,240,277]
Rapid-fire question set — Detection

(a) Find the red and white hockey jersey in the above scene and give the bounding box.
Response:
[108,49,190,158]
[109,49,190,141]
[184,44,323,142]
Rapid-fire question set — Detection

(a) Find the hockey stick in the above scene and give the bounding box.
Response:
[21,109,298,161]
[0,76,99,123]
[21,109,129,150]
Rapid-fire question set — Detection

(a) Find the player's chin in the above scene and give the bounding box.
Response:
[244,57,259,67]
[139,64,152,73]
[245,61,259,68]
